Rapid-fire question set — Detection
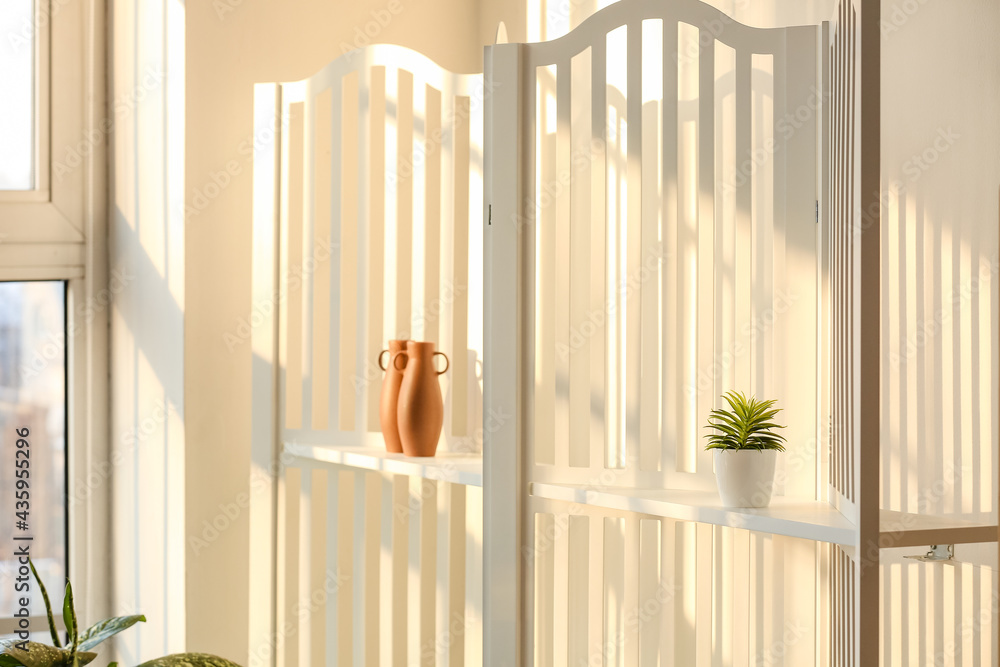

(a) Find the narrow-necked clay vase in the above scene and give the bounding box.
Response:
[395,341,449,457]
[378,340,408,453]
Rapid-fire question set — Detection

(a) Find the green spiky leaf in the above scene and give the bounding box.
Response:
[704,391,787,452]
[136,653,243,667]
[0,640,96,667]
[77,615,146,651]
[60,583,76,650]
[27,560,61,648]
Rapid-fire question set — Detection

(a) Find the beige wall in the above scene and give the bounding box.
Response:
[184,0,481,661]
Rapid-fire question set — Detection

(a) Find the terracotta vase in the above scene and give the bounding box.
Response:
[378,339,408,453]
[395,341,449,457]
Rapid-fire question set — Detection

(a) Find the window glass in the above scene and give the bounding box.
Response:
[0,281,66,639]
[0,0,35,190]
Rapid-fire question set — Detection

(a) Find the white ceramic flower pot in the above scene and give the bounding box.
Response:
[713,449,778,508]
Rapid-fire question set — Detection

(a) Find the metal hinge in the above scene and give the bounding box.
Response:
[905,544,956,564]
[488,204,492,225]
[815,200,819,224]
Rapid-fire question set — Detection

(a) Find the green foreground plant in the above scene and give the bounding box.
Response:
[704,391,787,452]
[0,560,241,667]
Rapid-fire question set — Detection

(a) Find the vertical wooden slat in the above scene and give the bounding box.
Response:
[622,516,640,666]
[712,526,728,667]
[310,470,328,666]
[452,95,471,438]
[660,519,677,663]
[733,530,749,666]
[312,87,333,431]
[624,21,642,476]
[297,469,312,663]
[567,516,590,665]
[535,513,555,666]
[339,74,359,432]
[555,61,571,470]
[353,472,374,665]
[420,480,437,667]
[569,48,592,469]
[675,22,698,473]
[604,517,626,667]
[675,522,696,663]
[450,484,468,666]
[365,66,386,433]
[327,77,345,433]
[284,467,301,667]
[589,36,607,473]
[731,49,750,396]
[695,523,712,665]
[535,65,556,468]
[661,20,679,478]
[396,70,414,340]
[424,84,443,346]
[407,477,422,665]
[694,28,716,480]
[639,19,663,474]
[435,483,453,667]
[285,103,305,430]
[325,470,341,665]
[637,519,660,666]
[336,471,354,663]
[553,511,570,665]
[301,92,315,433]
[588,515,606,663]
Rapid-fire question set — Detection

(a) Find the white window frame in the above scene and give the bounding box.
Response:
[0,0,110,633]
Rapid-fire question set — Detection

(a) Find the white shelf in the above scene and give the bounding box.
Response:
[532,483,1000,549]
[283,442,483,487]
[531,482,858,545]
[878,510,997,548]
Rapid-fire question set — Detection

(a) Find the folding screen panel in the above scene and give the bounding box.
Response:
[251,45,485,666]
[485,0,829,663]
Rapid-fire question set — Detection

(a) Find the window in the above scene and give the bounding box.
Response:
[0,0,108,635]
[0,282,67,640]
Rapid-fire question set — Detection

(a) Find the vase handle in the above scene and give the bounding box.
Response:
[433,351,450,375]
[392,351,409,371]
[378,349,391,371]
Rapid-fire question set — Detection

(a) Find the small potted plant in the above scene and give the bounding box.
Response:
[704,391,786,508]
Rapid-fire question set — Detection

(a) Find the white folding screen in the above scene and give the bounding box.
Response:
[251,45,485,666]
[485,0,831,663]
